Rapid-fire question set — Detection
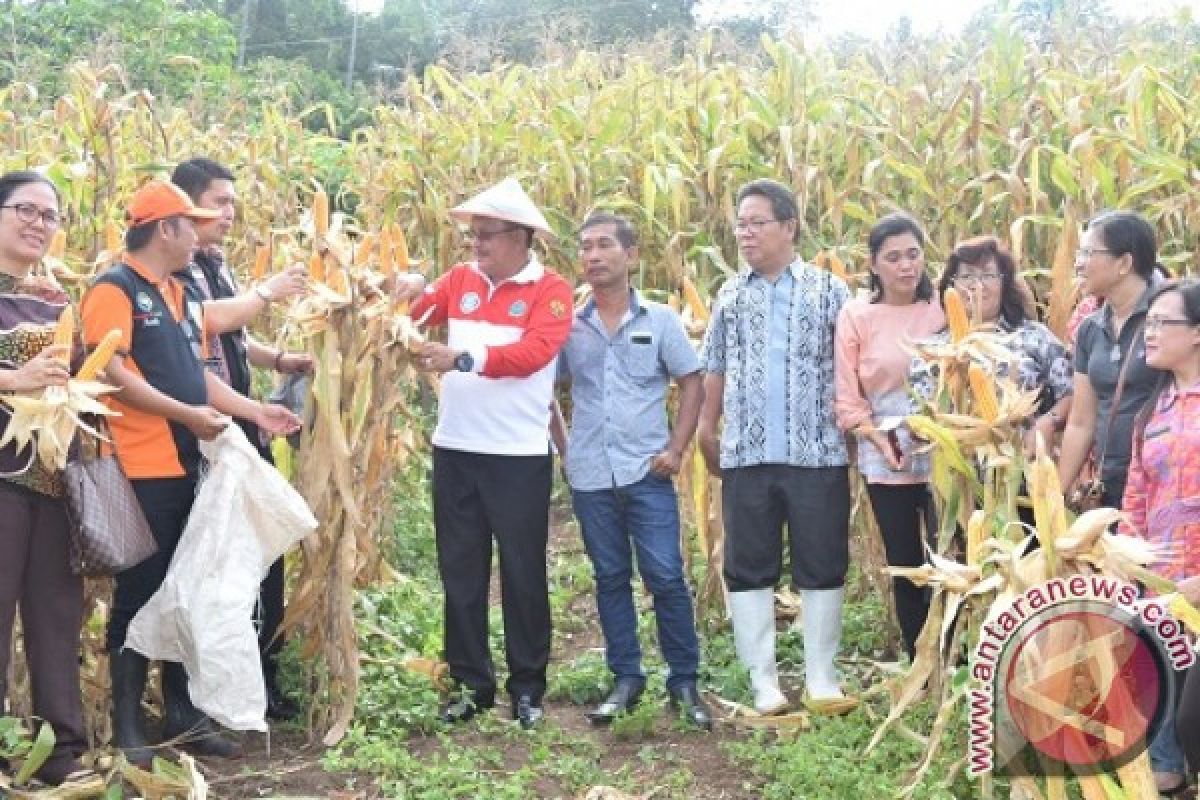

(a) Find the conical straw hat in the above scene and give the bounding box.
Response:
[449,177,553,238]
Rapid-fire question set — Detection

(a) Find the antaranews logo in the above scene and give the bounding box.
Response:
[968,575,1194,777]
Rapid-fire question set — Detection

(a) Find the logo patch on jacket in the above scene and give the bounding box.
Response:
[459,291,481,314]
[548,299,566,319]
[135,291,155,312]
[508,299,528,317]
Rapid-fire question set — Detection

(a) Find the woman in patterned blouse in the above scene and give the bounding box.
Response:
[0,171,89,786]
[911,236,1074,454]
[1122,279,1200,795]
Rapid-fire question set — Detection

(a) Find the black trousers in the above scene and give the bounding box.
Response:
[0,482,86,772]
[721,465,850,592]
[432,446,552,702]
[1172,660,1200,772]
[866,482,935,659]
[108,476,197,652]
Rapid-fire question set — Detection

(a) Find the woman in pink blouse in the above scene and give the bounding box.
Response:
[834,212,945,658]
[1122,279,1200,794]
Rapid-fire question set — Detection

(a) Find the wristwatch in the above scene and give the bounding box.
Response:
[254,284,273,303]
[453,351,474,372]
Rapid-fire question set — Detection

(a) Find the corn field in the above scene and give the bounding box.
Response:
[1,15,1198,794]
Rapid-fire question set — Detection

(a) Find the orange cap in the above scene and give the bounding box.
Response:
[126,180,220,227]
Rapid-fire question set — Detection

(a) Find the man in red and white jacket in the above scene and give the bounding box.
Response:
[395,178,572,729]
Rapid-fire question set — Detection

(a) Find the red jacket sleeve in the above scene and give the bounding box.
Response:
[409,268,456,329]
[481,275,573,379]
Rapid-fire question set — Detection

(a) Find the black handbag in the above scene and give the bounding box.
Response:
[62,421,157,576]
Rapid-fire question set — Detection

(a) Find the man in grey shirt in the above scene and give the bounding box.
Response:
[551,212,711,730]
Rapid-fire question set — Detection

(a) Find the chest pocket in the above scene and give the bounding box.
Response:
[624,331,659,380]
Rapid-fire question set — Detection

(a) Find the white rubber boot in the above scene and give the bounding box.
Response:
[728,588,788,715]
[802,587,859,715]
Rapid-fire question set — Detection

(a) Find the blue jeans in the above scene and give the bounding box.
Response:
[1150,700,1187,777]
[572,472,700,691]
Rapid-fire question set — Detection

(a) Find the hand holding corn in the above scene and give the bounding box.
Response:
[1,346,71,392]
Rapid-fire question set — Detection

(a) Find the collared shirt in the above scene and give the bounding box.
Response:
[410,254,573,456]
[1073,282,1162,486]
[559,289,700,490]
[1121,380,1200,582]
[700,258,851,469]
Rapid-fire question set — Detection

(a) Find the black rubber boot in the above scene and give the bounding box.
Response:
[109,650,153,768]
[160,662,242,759]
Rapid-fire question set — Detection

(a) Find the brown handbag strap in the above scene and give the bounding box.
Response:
[1095,318,1145,469]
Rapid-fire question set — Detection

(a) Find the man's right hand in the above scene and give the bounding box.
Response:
[183,405,230,441]
[390,273,427,304]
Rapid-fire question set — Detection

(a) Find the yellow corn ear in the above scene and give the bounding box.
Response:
[377,228,393,275]
[313,188,329,238]
[944,286,969,342]
[355,233,376,267]
[681,275,710,324]
[965,509,987,566]
[968,362,999,422]
[826,251,848,280]
[1115,752,1160,800]
[47,230,67,259]
[252,245,271,281]
[53,306,75,358]
[309,251,326,283]
[76,329,122,380]
[1168,593,1200,635]
[391,223,410,271]
[327,267,348,296]
[105,220,122,254]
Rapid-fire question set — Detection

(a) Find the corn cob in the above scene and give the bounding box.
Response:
[1167,593,1200,635]
[944,286,970,342]
[680,275,710,324]
[355,233,376,267]
[76,329,122,380]
[313,188,329,238]
[391,223,411,272]
[327,267,349,296]
[252,244,271,281]
[377,228,393,275]
[47,230,67,259]
[968,362,999,422]
[52,306,74,364]
[309,251,326,283]
[965,509,987,566]
[105,220,122,254]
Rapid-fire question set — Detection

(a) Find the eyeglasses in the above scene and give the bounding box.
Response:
[953,273,1002,287]
[1,203,62,229]
[1145,316,1194,333]
[734,218,783,233]
[465,224,520,243]
[1075,247,1114,261]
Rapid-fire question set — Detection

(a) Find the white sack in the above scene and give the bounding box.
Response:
[125,425,317,731]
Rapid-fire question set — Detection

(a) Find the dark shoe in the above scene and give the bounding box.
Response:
[34,755,90,787]
[161,662,243,760]
[513,695,544,730]
[265,686,300,722]
[439,692,494,725]
[585,679,644,727]
[669,684,713,731]
[110,649,153,769]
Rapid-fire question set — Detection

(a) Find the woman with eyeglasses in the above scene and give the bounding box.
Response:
[1057,211,1164,509]
[0,171,89,786]
[834,212,944,659]
[911,236,1074,459]
[1120,279,1200,795]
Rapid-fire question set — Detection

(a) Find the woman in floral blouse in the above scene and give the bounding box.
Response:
[1121,279,1200,795]
[911,236,1074,454]
[0,171,88,786]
